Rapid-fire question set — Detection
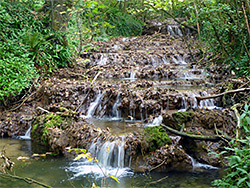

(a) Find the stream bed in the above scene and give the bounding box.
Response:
[0,24,233,188]
[1,137,221,188]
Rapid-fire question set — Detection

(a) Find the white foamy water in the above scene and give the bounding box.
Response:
[111,92,122,121]
[167,26,183,37]
[68,160,132,179]
[172,55,187,65]
[98,54,108,65]
[145,115,163,127]
[188,155,218,170]
[68,136,132,179]
[179,91,218,111]
[123,71,137,81]
[81,92,104,119]
[18,123,31,140]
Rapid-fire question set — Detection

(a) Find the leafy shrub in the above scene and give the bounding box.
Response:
[0,0,73,102]
[212,104,250,187]
[0,50,37,101]
[105,7,143,37]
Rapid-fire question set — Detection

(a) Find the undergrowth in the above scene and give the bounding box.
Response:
[212,104,250,187]
[0,0,73,103]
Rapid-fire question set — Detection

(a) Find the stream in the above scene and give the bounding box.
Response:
[0,138,221,188]
[0,23,233,188]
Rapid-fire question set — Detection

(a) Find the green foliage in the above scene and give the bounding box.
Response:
[144,125,171,152]
[104,7,143,37]
[185,0,250,76]
[67,0,143,50]
[0,47,37,100]
[212,104,250,187]
[0,0,73,102]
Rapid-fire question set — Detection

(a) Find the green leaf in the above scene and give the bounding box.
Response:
[236,167,248,174]
[237,177,247,186]
[245,117,250,125]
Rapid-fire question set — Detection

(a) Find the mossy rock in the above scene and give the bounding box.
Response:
[163,111,193,130]
[32,112,69,145]
[144,125,171,152]
[173,111,192,124]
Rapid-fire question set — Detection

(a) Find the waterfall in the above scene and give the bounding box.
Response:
[179,95,188,112]
[93,139,126,168]
[124,71,136,81]
[112,93,122,120]
[184,91,217,110]
[98,54,108,65]
[18,123,31,140]
[199,91,216,109]
[130,72,136,80]
[174,26,183,37]
[167,26,183,37]
[84,92,104,118]
[145,115,163,127]
[89,136,127,168]
[162,57,169,64]
[68,137,131,179]
[187,155,218,170]
[172,55,187,65]
[167,26,175,36]
[151,56,160,66]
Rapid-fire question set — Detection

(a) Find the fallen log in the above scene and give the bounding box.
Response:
[161,124,232,141]
[196,88,250,101]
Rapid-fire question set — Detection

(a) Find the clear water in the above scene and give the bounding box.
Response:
[0,138,221,188]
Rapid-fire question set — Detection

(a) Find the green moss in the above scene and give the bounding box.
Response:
[172,111,192,129]
[144,126,171,152]
[31,113,65,145]
[44,114,63,129]
[32,124,38,132]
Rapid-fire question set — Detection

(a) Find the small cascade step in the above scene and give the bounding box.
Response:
[89,136,127,168]
[78,86,218,123]
[17,123,32,140]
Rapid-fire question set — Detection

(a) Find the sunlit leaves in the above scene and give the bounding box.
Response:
[109,175,120,183]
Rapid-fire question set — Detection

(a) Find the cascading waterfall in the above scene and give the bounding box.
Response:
[124,71,136,81]
[151,56,160,66]
[112,92,122,120]
[174,26,183,37]
[162,57,169,64]
[93,138,126,168]
[68,136,131,179]
[18,122,32,140]
[187,155,218,170]
[145,115,163,127]
[179,95,188,111]
[98,54,108,65]
[199,91,216,109]
[167,26,183,37]
[130,72,136,81]
[172,55,187,65]
[167,26,175,36]
[83,92,104,118]
[179,91,217,111]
